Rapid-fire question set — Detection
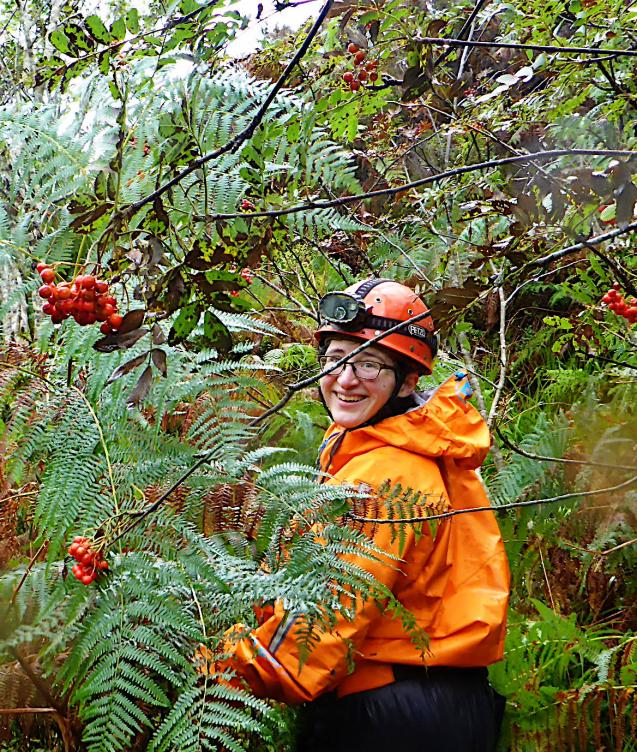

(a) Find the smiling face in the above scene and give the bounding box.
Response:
[319,338,419,429]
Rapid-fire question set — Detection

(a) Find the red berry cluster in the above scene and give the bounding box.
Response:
[68,537,109,585]
[241,199,255,211]
[229,267,254,297]
[36,263,123,334]
[342,43,378,91]
[602,283,637,324]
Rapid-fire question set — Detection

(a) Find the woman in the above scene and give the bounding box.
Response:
[221,278,510,751]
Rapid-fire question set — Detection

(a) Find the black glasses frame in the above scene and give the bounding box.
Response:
[318,356,395,381]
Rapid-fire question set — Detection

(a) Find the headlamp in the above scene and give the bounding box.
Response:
[319,292,367,328]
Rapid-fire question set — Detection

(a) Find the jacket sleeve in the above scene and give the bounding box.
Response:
[220,452,448,704]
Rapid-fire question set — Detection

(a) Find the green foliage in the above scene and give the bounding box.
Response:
[2,0,637,749]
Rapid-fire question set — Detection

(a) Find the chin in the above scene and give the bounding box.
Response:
[327,399,376,428]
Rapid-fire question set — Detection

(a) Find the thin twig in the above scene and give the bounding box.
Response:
[512,220,637,276]
[10,541,46,605]
[418,36,637,58]
[494,425,637,472]
[434,0,489,68]
[487,267,507,429]
[202,150,636,221]
[346,473,637,525]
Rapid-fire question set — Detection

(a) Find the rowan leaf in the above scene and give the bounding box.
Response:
[126,365,153,405]
[150,348,167,377]
[105,353,148,385]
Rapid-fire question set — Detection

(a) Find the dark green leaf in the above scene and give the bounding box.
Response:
[111,17,127,41]
[168,303,201,344]
[50,30,71,54]
[203,311,232,352]
[126,8,140,34]
[85,15,112,43]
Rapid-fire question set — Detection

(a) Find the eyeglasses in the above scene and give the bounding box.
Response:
[318,355,395,381]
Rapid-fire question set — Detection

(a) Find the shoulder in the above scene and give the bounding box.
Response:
[333,445,443,492]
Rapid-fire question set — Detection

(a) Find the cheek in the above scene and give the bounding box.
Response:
[319,376,331,399]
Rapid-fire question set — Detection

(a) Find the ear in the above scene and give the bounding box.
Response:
[397,370,420,398]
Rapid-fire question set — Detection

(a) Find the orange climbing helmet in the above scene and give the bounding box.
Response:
[315,278,437,374]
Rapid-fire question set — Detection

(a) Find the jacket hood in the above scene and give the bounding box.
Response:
[320,372,490,474]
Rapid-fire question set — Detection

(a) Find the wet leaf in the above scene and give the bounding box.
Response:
[168,303,200,344]
[126,365,153,405]
[118,309,146,335]
[615,183,637,228]
[152,323,166,345]
[68,203,111,233]
[105,353,148,385]
[85,15,112,43]
[93,327,149,353]
[151,348,167,377]
[203,310,232,352]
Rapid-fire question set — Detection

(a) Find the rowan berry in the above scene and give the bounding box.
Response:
[36,262,48,273]
[40,268,55,284]
[38,285,52,299]
[354,51,366,65]
[343,71,355,83]
[100,322,112,335]
[348,43,359,54]
[108,313,123,330]
[351,80,361,91]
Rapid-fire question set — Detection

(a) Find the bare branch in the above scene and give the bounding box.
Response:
[346,473,637,525]
[201,150,637,221]
[418,36,637,58]
[487,273,507,429]
[495,425,637,472]
[434,0,489,68]
[513,220,637,277]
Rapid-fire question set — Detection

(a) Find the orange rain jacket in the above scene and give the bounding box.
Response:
[223,372,510,704]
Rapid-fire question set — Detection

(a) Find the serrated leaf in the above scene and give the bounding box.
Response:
[118,309,146,335]
[168,303,200,344]
[151,348,167,377]
[106,353,148,385]
[152,324,166,345]
[126,365,153,405]
[126,8,140,33]
[85,15,112,43]
[50,30,71,54]
[111,17,126,40]
[203,311,232,353]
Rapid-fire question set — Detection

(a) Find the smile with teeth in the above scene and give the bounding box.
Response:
[336,393,366,403]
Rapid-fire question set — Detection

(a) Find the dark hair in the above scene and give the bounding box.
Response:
[317,336,419,425]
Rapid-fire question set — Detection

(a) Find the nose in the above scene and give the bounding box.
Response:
[336,362,361,387]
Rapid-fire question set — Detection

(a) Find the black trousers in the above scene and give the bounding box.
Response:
[296,667,505,752]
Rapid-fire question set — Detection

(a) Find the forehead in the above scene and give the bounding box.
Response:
[323,338,395,364]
